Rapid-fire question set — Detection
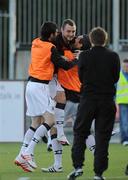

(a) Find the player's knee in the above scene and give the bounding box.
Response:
[43,112,55,127]
[50,127,57,135]
[54,91,66,103]
[31,116,42,128]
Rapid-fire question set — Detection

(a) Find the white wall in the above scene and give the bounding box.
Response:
[0,81,25,142]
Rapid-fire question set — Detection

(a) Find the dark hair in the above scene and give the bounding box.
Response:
[40,21,57,40]
[123,58,128,63]
[81,34,91,50]
[89,27,108,46]
[61,19,76,29]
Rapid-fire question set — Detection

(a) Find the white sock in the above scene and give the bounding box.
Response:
[51,134,62,168]
[25,124,49,155]
[55,105,65,138]
[47,131,52,146]
[19,127,36,154]
[86,134,95,154]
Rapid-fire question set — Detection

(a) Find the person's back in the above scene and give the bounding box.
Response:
[58,49,80,92]
[79,46,120,98]
[68,27,120,180]
[29,38,55,81]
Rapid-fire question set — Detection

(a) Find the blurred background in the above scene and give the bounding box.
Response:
[0,0,127,142]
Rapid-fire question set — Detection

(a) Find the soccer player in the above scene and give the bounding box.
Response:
[41,28,95,173]
[41,19,78,172]
[50,19,77,146]
[14,21,78,172]
[67,27,120,180]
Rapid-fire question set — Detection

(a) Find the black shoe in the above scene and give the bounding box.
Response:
[42,135,48,144]
[94,175,105,180]
[67,168,83,180]
[125,164,128,175]
[47,144,52,152]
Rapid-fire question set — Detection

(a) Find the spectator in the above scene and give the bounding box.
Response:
[116,59,128,146]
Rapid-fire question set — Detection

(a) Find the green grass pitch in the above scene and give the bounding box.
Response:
[0,143,128,180]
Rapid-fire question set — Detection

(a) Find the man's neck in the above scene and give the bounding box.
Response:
[62,35,70,45]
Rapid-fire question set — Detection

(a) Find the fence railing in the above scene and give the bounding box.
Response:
[0,13,9,79]
[120,0,128,40]
[16,0,113,49]
[1,0,128,79]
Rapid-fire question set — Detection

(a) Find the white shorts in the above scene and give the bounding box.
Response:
[26,81,55,117]
[49,75,64,99]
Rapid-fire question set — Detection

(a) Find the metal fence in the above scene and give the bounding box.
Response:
[0,12,9,79]
[1,0,128,79]
[16,0,113,49]
[120,0,128,40]
[119,0,128,50]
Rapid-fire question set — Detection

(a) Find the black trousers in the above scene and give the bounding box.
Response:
[71,97,116,175]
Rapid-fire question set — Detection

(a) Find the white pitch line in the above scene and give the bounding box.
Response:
[110,178,128,180]
[17,176,128,180]
[17,178,30,180]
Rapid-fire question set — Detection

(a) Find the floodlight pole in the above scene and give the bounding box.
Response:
[113,0,120,52]
[9,0,16,79]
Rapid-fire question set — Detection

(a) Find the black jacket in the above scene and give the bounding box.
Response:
[78,46,120,99]
[51,33,78,71]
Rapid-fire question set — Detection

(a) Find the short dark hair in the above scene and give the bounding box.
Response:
[80,34,91,50]
[40,21,57,40]
[61,19,76,29]
[123,58,128,63]
[89,27,108,46]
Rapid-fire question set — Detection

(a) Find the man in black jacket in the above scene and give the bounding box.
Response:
[67,27,120,180]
